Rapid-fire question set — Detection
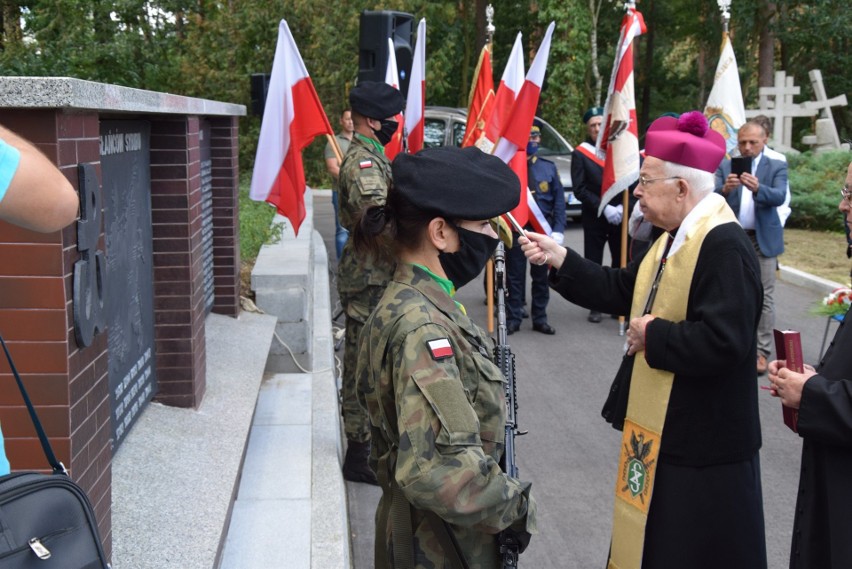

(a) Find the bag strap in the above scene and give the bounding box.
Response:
[0,334,67,475]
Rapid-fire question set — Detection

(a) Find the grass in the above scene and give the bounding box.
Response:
[238,177,283,298]
[782,228,851,286]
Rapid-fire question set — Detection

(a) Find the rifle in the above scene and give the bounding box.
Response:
[492,242,525,568]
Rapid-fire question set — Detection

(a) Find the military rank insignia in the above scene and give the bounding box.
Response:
[426,338,454,360]
[359,160,372,169]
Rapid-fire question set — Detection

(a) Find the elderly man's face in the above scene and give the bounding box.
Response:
[587,116,602,141]
[737,124,767,157]
[634,156,682,231]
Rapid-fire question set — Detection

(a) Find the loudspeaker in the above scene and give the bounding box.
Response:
[250,73,271,117]
[358,10,414,98]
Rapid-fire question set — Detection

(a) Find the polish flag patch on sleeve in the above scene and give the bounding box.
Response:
[359,159,372,169]
[426,338,454,360]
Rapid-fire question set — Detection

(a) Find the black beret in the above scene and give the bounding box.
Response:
[349,81,404,120]
[392,146,520,219]
[583,106,604,123]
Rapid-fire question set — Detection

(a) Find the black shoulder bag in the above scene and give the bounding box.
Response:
[0,334,110,568]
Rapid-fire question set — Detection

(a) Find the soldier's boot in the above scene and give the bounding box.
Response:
[342,440,378,486]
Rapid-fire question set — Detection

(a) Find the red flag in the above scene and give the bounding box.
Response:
[383,37,405,160]
[479,33,524,153]
[494,22,555,229]
[596,7,645,216]
[249,20,333,235]
[461,45,495,148]
[405,19,426,154]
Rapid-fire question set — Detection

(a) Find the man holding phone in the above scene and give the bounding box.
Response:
[715,120,788,374]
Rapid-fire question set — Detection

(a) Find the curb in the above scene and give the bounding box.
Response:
[779,265,846,294]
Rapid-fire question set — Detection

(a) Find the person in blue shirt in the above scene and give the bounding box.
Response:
[505,126,566,335]
[0,124,79,475]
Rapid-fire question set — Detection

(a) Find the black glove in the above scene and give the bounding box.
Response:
[499,527,532,555]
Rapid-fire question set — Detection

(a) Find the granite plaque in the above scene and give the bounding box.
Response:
[200,119,215,314]
[100,120,157,447]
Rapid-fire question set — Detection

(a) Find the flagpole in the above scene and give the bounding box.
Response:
[325,133,343,164]
[718,0,731,35]
[484,3,497,334]
[618,0,639,336]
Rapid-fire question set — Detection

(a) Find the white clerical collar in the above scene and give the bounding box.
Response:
[667,192,727,258]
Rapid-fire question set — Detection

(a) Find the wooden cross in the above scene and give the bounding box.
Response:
[803,69,847,148]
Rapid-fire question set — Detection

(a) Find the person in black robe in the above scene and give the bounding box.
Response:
[769,161,852,569]
[520,112,767,569]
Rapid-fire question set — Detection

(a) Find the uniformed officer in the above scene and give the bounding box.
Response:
[337,81,404,484]
[572,106,623,323]
[353,146,537,568]
[505,125,565,335]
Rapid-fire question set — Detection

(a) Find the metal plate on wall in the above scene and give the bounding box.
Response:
[100,121,157,448]
[200,119,214,314]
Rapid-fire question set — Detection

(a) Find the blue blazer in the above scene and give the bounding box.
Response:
[715,153,788,257]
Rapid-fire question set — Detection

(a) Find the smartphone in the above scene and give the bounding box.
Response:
[731,156,753,178]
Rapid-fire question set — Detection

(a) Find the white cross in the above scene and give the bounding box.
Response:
[745,71,816,149]
[803,69,847,148]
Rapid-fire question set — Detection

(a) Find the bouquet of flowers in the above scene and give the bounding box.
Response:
[812,287,852,318]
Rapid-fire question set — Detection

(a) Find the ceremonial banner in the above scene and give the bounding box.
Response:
[478,32,524,154]
[405,18,426,154]
[494,21,555,229]
[461,45,495,148]
[704,33,746,156]
[249,20,333,235]
[383,38,405,160]
[597,7,645,216]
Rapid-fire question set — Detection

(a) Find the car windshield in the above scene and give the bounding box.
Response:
[424,119,446,148]
[535,122,570,156]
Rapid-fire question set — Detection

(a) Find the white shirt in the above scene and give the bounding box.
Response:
[737,152,762,230]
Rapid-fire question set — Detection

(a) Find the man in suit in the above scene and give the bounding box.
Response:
[715,119,788,374]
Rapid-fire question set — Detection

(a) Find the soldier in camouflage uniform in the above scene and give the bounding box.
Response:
[337,81,405,484]
[353,147,537,568]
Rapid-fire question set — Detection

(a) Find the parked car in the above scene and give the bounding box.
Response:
[423,106,582,220]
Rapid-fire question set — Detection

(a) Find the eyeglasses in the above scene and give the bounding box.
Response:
[842,186,852,203]
[639,176,681,187]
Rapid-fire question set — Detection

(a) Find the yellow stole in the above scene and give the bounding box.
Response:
[608,195,737,569]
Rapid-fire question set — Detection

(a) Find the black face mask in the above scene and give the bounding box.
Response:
[373,119,399,146]
[438,226,500,290]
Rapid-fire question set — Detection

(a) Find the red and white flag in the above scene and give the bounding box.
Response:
[384,37,405,160]
[596,7,645,216]
[249,20,333,235]
[478,32,524,154]
[405,19,426,154]
[494,22,555,231]
[461,45,495,148]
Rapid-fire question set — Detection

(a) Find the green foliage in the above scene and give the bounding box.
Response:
[238,177,281,263]
[787,150,851,232]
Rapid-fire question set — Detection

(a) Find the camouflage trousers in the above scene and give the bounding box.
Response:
[342,314,371,442]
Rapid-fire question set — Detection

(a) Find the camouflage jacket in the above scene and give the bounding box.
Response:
[336,135,396,313]
[357,263,537,569]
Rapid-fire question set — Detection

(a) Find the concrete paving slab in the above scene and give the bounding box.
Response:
[237,424,312,500]
[253,374,312,425]
[219,499,311,569]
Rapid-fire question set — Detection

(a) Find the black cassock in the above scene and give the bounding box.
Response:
[791,306,852,569]
[550,223,767,569]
